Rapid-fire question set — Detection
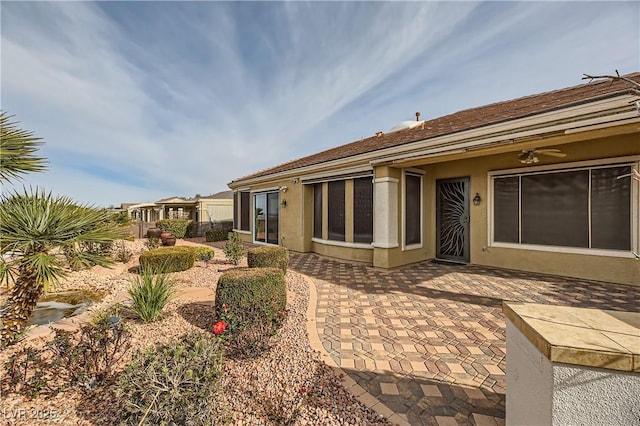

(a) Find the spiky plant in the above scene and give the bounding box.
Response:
[127,265,175,322]
[0,112,47,182]
[0,189,124,347]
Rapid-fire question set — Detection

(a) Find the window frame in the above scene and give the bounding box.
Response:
[233,190,252,234]
[352,176,374,244]
[304,174,374,250]
[327,180,346,242]
[402,169,424,251]
[488,156,639,258]
[251,188,280,245]
[313,183,323,239]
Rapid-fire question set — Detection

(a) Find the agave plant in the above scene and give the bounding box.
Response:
[0,189,124,346]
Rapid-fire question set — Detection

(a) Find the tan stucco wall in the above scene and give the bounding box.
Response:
[311,242,373,263]
[231,131,639,286]
[386,132,640,286]
[199,199,233,223]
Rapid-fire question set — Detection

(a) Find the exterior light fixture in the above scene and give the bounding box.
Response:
[280,186,288,193]
[473,193,482,206]
[281,199,287,207]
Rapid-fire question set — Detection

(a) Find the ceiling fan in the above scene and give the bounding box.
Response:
[519,148,567,164]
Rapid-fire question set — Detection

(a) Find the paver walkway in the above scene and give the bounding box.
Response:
[289,253,639,426]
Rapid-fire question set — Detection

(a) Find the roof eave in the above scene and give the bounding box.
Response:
[228,93,640,189]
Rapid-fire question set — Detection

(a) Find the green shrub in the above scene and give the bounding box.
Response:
[156,219,194,239]
[215,267,287,358]
[191,246,215,262]
[247,246,289,273]
[138,247,195,273]
[127,267,175,322]
[117,333,225,425]
[205,227,230,242]
[222,232,244,265]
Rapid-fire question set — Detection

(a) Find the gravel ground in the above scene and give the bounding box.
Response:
[0,239,391,426]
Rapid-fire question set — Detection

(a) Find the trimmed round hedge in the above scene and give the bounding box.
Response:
[139,247,195,273]
[191,246,215,261]
[156,219,194,239]
[215,267,286,327]
[246,246,289,273]
[205,227,231,242]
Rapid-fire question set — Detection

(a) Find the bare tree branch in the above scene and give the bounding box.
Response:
[582,69,640,95]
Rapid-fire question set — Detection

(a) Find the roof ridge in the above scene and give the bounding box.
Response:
[439,71,640,118]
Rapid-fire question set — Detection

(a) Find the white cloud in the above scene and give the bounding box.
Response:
[1,1,638,206]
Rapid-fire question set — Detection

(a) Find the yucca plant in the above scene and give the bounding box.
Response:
[0,189,124,346]
[0,113,124,347]
[0,112,47,181]
[127,266,175,322]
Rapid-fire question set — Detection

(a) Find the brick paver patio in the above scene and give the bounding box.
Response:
[289,252,639,426]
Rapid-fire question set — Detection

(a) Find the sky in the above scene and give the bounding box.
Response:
[1,1,638,207]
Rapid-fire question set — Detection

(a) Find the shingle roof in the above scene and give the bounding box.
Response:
[231,73,640,183]
[202,190,234,200]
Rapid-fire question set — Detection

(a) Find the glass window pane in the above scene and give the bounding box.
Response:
[591,166,631,250]
[405,174,421,246]
[353,177,373,243]
[313,183,323,239]
[328,180,345,241]
[254,193,266,243]
[233,192,239,230]
[493,177,520,243]
[521,171,589,247]
[267,192,279,245]
[240,192,250,231]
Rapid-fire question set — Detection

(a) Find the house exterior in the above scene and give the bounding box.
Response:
[228,74,640,287]
[128,191,234,225]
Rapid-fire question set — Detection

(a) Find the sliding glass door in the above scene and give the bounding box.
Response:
[254,192,279,245]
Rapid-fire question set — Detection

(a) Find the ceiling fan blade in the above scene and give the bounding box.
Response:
[539,151,567,157]
[536,149,562,153]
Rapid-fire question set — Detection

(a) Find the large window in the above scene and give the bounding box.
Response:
[234,191,250,231]
[327,180,345,241]
[493,165,632,251]
[405,172,422,247]
[353,177,373,243]
[313,183,323,239]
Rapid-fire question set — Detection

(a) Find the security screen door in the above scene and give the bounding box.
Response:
[436,177,470,263]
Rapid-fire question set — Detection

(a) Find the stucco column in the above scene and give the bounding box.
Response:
[372,176,399,248]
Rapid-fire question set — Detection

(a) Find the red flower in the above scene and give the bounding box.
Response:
[213,321,227,335]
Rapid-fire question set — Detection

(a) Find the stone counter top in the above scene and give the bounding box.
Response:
[503,303,640,372]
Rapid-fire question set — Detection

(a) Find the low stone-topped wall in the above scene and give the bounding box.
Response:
[504,303,640,425]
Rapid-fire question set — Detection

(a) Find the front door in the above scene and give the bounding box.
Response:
[436,177,470,263]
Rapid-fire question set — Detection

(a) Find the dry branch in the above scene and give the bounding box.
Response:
[582,69,640,95]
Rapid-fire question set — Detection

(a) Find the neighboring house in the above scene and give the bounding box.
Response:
[228,74,640,287]
[128,191,234,225]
